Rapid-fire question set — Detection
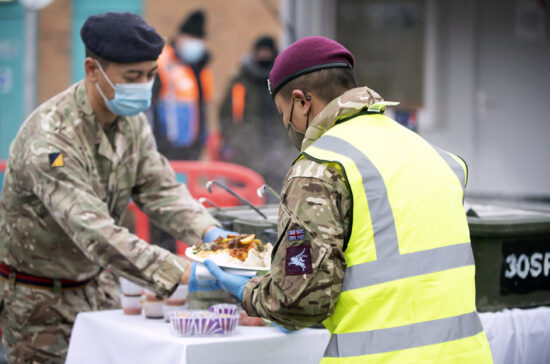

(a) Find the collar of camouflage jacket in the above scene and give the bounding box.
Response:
[301,86,384,152]
[75,80,132,162]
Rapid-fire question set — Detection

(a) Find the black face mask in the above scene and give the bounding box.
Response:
[257,59,274,69]
[286,97,310,151]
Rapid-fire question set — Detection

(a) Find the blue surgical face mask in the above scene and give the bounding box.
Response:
[178,39,205,64]
[94,61,154,117]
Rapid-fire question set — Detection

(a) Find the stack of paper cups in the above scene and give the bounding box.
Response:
[119,277,143,315]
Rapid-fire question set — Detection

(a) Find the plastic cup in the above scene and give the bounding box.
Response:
[142,299,164,319]
[143,288,162,301]
[120,294,142,315]
[168,284,189,301]
[119,277,143,296]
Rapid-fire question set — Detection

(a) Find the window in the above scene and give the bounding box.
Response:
[337,0,425,108]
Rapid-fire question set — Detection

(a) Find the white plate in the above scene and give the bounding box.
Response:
[185,247,269,273]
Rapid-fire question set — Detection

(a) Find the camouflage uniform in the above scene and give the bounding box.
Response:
[242,87,384,330]
[0,80,218,362]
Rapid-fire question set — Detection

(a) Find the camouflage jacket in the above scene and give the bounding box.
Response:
[0,81,218,296]
[242,87,384,329]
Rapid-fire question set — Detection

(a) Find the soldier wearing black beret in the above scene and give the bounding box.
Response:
[0,11,228,363]
[81,11,165,63]
[80,11,165,118]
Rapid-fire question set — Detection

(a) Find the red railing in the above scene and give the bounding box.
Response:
[168,160,265,207]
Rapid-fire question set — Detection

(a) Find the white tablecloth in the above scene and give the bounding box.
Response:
[479,306,550,364]
[67,307,550,364]
[66,310,330,364]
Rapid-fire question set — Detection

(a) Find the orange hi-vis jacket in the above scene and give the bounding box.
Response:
[155,45,213,147]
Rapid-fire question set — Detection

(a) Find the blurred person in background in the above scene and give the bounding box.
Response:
[150,9,218,162]
[205,36,494,363]
[149,9,218,252]
[0,12,230,363]
[219,36,296,197]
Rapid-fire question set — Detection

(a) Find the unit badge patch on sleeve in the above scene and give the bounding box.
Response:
[49,152,64,168]
[288,229,305,241]
[285,245,313,275]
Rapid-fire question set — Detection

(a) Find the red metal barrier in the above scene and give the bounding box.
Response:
[169,160,265,207]
[126,202,150,243]
[130,161,265,247]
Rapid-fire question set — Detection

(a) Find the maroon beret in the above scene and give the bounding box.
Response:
[268,36,354,97]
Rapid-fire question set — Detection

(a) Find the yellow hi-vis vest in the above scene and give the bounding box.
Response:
[302,112,493,363]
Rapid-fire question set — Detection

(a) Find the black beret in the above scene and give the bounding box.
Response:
[178,10,205,37]
[254,36,276,52]
[81,12,165,63]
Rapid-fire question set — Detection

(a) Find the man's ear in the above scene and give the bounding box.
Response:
[291,89,311,115]
[84,57,99,82]
[291,89,309,106]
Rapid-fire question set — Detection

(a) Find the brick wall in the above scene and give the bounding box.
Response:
[37,0,281,130]
[38,0,71,104]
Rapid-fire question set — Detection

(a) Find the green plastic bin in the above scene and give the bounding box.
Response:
[231,218,278,245]
[212,204,278,223]
[468,203,550,312]
[208,204,279,245]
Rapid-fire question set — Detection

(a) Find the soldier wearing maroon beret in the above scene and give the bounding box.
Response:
[205,36,493,363]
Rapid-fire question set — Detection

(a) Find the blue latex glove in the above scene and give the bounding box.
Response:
[273,323,294,333]
[203,259,251,300]
[189,262,222,293]
[203,227,235,243]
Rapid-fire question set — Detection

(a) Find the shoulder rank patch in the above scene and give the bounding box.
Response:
[288,229,305,241]
[285,245,313,275]
[49,152,64,168]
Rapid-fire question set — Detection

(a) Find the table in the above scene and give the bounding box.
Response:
[67,307,550,364]
[65,310,330,364]
[479,306,550,364]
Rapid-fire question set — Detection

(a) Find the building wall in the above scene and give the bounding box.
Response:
[145,0,281,131]
[38,0,71,104]
[420,0,550,197]
[0,2,26,161]
[37,0,281,132]
[286,0,549,198]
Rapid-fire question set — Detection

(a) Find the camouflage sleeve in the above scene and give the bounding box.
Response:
[131,116,219,246]
[241,160,350,330]
[26,132,184,297]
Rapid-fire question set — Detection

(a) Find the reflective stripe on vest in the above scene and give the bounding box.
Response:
[302,114,489,361]
[313,135,472,292]
[432,145,467,190]
[324,311,483,357]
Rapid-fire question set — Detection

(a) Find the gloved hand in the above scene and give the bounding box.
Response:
[203,259,251,300]
[189,262,222,293]
[273,323,294,334]
[203,227,235,243]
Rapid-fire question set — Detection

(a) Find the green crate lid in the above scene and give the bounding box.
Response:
[209,204,279,223]
[467,203,550,237]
